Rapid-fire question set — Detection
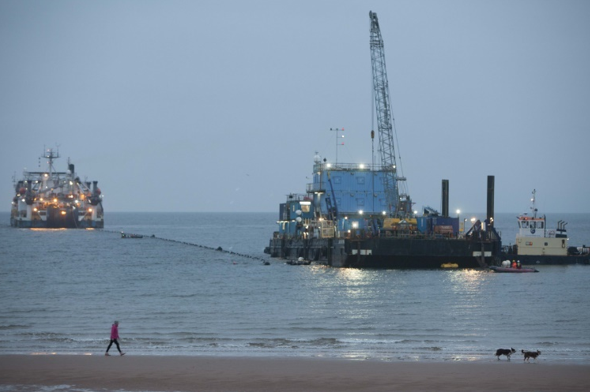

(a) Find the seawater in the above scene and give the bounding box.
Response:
[1,211,590,364]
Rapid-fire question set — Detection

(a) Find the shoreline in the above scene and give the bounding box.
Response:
[1,354,590,392]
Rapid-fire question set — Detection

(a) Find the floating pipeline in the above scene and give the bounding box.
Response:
[102,230,270,263]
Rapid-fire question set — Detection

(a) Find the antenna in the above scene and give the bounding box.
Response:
[531,189,537,218]
[329,128,344,164]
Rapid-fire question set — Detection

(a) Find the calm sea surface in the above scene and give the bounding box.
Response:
[1,211,590,364]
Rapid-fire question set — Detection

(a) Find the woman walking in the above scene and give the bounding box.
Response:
[105,320,125,356]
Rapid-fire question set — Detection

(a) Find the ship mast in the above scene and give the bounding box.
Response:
[43,148,60,178]
[369,11,411,217]
[530,189,538,218]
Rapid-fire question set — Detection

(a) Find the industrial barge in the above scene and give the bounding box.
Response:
[501,190,589,265]
[264,12,502,269]
[10,148,104,228]
[264,157,501,269]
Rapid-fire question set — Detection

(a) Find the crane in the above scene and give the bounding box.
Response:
[369,11,412,218]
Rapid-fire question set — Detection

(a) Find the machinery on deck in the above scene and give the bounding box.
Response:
[369,11,412,218]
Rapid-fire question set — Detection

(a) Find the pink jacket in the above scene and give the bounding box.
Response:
[110,324,119,340]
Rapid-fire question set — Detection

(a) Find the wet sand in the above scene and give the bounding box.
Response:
[1,354,589,391]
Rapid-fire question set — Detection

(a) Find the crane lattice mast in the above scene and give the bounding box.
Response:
[369,11,411,217]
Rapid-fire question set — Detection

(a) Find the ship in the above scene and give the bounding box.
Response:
[500,190,589,265]
[10,148,104,229]
[263,11,502,269]
[264,157,502,269]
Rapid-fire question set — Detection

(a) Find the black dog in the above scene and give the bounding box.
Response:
[495,348,516,360]
[521,350,541,362]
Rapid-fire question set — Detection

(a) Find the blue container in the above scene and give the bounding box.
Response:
[417,216,429,234]
[430,217,459,235]
[319,169,391,215]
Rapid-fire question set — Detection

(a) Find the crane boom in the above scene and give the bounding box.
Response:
[369,11,411,217]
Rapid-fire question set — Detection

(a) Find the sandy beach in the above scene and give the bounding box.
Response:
[1,355,589,392]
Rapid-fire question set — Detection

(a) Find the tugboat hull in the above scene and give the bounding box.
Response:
[504,254,590,266]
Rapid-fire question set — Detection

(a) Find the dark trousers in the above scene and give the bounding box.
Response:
[106,339,121,353]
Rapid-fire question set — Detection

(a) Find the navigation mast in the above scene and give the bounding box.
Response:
[369,11,411,217]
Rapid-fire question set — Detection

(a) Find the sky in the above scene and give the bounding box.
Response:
[1,0,589,214]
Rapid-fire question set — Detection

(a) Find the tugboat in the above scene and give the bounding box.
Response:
[10,148,104,229]
[501,190,589,265]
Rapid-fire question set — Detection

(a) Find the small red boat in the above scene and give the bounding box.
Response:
[489,266,538,273]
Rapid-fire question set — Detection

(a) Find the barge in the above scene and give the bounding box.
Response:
[10,148,104,229]
[264,12,502,269]
[264,157,502,269]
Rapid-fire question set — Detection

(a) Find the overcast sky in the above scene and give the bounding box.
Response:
[2,0,589,214]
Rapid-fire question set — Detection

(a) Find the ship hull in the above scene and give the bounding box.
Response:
[267,236,501,269]
[10,216,104,229]
[10,206,104,229]
[500,253,590,266]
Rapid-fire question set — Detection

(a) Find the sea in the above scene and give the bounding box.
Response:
[1,211,590,368]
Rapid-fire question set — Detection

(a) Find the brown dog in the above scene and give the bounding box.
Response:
[495,348,516,360]
[521,350,541,362]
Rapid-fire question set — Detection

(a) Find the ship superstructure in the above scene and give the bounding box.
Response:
[10,148,104,228]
